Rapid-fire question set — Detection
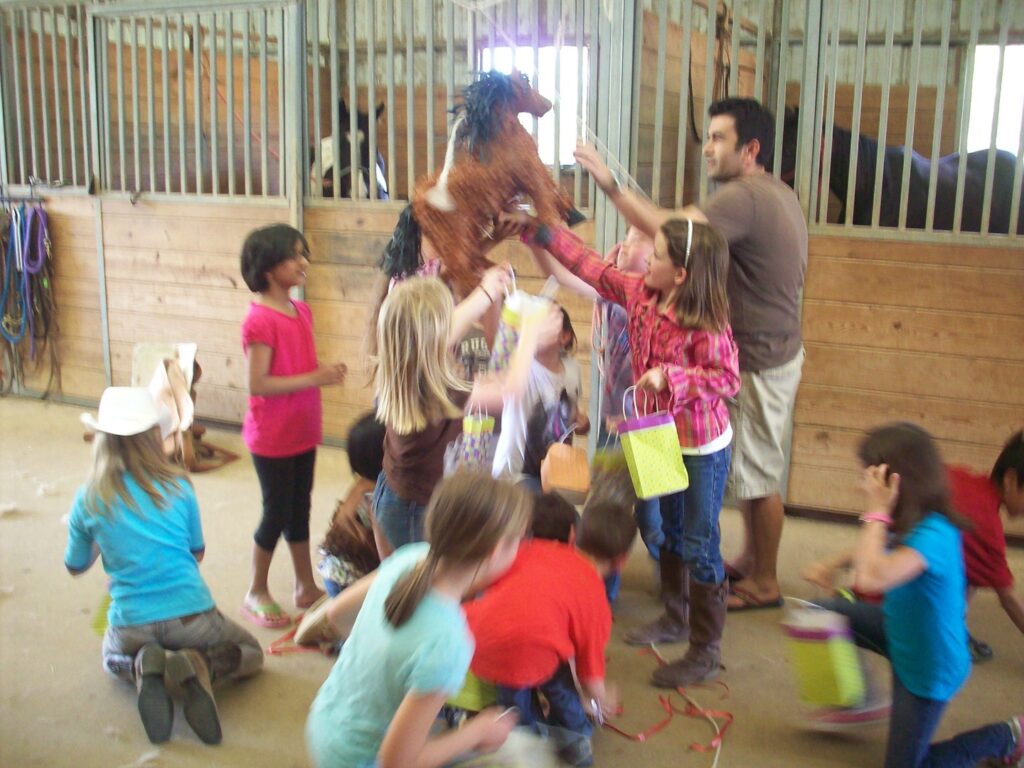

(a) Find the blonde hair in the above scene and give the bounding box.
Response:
[384,472,531,628]
[82,428,189,517]
[374,277,469,435]
[660,218,730,332]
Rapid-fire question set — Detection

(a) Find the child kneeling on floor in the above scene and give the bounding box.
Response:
[462,494,638,767]
[305,473,531,768]
[65,387,263,745]
[316,412,385,597]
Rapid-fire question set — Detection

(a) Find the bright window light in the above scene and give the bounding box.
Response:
[481,46,589,167]
[967,45,1024,153]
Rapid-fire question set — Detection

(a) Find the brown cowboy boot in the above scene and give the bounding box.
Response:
[651,579,727,688]
[625,550,690,645]
[134,643,173,744]
[166,649,222,745]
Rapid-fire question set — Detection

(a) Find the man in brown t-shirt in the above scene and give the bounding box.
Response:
[576,98,807,612]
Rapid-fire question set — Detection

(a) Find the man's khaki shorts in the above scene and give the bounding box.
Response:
[726,348,804,500]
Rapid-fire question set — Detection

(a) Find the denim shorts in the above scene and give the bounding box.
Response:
[372,471,427,551]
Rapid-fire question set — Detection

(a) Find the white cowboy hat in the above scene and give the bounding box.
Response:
[81,387,173,438]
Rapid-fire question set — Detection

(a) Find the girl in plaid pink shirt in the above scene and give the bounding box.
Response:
[514,214,739,689]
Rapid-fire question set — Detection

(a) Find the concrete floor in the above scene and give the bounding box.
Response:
[1,396,1021,767]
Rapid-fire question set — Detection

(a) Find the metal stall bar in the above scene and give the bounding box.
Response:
[425,0,434,177]
[844,0,868,227]
[310,0,321,196]
[78,7,91,188]
[753,0,766,102]
[36,9,51,180]
[574,0,584,206]
[552,0,562,185]
[0,12,8,186]
[130,17,140,191]
[285,2,303,225]
[370,0,382,198]
[116,18,126,190]
[675,0,694,209]
[770,0,789,178]
[388,0,397,198]
[897,0,925,230]
[244,9,252,196]
[728,0,740,96]
[924,0,952,231]
[807,0,833,224]
[467,5,475,76]
[794,0,822,218]
[1009,95,1024,237]
[651,0,668,204]
[259,9,268,196]
[699,0,716,199]
[405,0,415,200]
[277,8,286,198]
[226,11,235,196]
[532,0,539,141]
[146,18,155,192]
[869,1,898,228]
[22,9,39,180]
[86,7,103,191]
[7,10,26,183]
[210,13,219,195]
[178,18,187,193]
[328,0,339,199]
[101,16,113,187]
[346,0,358,199]
[445,0,454,142]
[49,8,65,183]
[817,0,840,225]
[63,7,78,185]
[162,16,170,193]
[193,14,203,194]
[587,0,597,208]
[953,0,983,233]
[980,0,1012,234]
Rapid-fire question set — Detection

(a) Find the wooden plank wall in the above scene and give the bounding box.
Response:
[789,234,1024,536]
[303,204,597,443]
[637,10,761,208]
[20,196,106,400]
[99,198,288,422]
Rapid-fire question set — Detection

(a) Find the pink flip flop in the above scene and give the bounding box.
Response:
[240,601,292,629]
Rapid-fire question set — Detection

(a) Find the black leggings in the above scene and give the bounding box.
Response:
[251,449,316,552]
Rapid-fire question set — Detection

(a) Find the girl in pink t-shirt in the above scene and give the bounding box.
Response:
[239,224,347,629]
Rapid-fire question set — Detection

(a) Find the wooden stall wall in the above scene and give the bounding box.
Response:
[303,204,597,443]
[789,235,1024,537]
[636,10,761,208]
[99,198,288,423]
[20,196,106,401]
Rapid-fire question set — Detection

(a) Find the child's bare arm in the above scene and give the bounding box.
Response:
[801,549,855,591]
[247,343,346,395]
[995,586,1024,635]
[324,571,376,638]
[528,246,600,300]
[379,693,515,768]
[581,678,620,721]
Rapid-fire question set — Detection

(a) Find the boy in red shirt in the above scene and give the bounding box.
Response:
[464,498,637,768]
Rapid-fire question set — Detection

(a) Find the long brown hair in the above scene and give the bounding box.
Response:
[857,422,967,535]
[660,218,730,332]
[384,472,531,628]
[82,428,189,517]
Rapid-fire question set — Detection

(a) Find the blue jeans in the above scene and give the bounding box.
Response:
[372,472,427,551]
[816,599,1015,767]
[495,663,593,739]
[660,447,730,584]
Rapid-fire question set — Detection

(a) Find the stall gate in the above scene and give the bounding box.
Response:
[1,0,1021,525]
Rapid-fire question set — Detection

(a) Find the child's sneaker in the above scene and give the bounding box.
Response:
[1004,715,1023,766]
[134,643,173,743]
[166,649,222,745]
[806,701,890,732]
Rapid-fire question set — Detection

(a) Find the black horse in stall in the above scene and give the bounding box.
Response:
[313,99,389,199]
[780,108,1024,234]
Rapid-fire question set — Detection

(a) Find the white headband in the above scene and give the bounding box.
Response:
[684,218,693,268]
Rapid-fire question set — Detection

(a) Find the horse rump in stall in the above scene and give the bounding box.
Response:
[387,70,578,296]
[313,99,389,200]
[781,107,1024,234]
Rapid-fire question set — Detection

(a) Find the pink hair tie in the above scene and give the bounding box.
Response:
[859,512,893,526]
